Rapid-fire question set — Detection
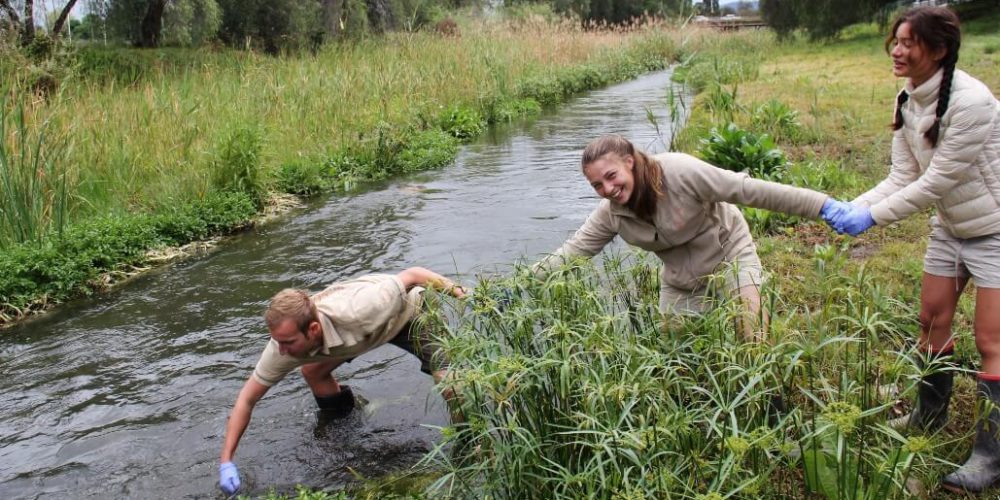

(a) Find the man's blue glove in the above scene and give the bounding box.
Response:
[219,461,241,495]
[819,198,852,227]
[835,206,876,236]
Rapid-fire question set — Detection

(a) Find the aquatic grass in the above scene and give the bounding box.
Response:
[414,242,942,498]
[0,95,71,248]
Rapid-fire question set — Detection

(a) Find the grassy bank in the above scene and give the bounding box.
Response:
[411,12,1000,500]
[1,14,692,326]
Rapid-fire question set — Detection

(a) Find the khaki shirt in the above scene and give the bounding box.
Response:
[252,274,424,387]
[540,152,827,290]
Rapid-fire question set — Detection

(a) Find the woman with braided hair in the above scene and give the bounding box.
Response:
[829,5,1000,493]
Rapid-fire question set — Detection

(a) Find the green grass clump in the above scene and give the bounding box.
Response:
[415,248,940,499]
[0,192,255,323]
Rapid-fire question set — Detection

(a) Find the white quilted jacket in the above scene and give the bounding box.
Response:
[854,68,1000,239]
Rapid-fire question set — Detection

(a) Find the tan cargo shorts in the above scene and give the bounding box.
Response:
[659,244,764,314]
[924,217,1000,289]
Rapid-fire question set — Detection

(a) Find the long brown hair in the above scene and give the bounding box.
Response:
[886,6,961,147]
[581,134,664,220]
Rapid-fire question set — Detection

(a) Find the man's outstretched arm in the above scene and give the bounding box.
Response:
[218,377,270,494]
[397,267,467,298]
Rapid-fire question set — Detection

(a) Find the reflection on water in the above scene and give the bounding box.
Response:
[0,69,689,499]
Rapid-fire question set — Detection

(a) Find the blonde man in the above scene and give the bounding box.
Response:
[218,267,465,495]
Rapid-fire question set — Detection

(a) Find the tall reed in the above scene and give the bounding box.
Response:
[0,94,70,248]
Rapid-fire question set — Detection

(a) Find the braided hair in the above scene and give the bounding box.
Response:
[885,6,961,147]
[582,135,665,221]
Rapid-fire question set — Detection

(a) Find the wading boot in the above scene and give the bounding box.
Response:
[889,350,954,432]
[942,376,1000,494]
[315,385,355,419]
[767,393,788,427]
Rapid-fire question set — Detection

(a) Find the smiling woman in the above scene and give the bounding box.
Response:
[535,134,839,341]
[843,5,1000,494]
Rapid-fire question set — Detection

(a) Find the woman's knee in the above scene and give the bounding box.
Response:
[918,303,956,333]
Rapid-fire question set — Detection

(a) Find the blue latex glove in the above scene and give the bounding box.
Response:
[819,198,852,227]
[836,206,876,236]
[219,461,241,495]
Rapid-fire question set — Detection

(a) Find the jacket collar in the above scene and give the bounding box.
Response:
[905,67,944,106]
[608,199,638,219]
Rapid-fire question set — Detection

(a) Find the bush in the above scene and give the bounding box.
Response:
[275,159,331,196]
[425,252,928,499]
[211,125,267,208]
[698,122,787,180]
[437,104,486,140]
[397,129,458,172]
[751,99,802,143]
[516,75,564,106]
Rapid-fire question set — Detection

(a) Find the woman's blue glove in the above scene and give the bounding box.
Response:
[219,461,241,495]
[819,198,852,227]
[835,206,876,236]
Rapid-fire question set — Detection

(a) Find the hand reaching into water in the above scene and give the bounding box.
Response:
[219,461,240,495]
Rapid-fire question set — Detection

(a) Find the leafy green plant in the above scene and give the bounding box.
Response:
[751,99,802,143]
[415,245,935,499]
[397,129,459,172]
[698,122,787,180]
[211,125,266,208]
[437,105,486,140]
[275,158,331,196]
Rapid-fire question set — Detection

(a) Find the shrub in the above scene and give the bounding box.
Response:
[751,99,802,143]
[211,125,267,208]
[423,251,930,498]
[437,105,486,140]
[397,129,458,172]
[275,159,331,196]
[698,122,788,180]
[516,75,564,106]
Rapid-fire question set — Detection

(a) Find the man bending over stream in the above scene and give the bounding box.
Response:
[218,267,466,495]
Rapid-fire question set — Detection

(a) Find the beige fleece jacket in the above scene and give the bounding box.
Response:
[540,152,828,290]
[854,68,1000,238]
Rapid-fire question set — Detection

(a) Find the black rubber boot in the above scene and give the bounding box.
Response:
[767,393,788,427]
[314,385,354,418]
[942,377,1000,494]
[889,352,954,431]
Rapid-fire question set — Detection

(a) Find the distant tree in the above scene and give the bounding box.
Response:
[137,0,166,46]
[161,0,219,46]
[759,0,799,39]
[73,12,106,40]
[699,0,718,15]
[216,0,321,54]
[761,0,894,40]
[0,0,79,46]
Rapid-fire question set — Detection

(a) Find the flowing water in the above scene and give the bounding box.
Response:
[0,69,689,499]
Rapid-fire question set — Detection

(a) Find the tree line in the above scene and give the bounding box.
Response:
[1,0,473,53]
[2,0,997,54]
